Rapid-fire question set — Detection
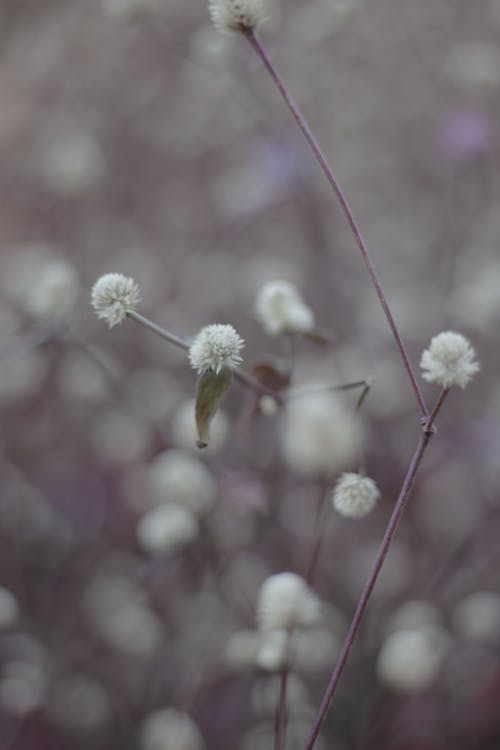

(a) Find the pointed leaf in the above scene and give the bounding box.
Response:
[195,367,232,448]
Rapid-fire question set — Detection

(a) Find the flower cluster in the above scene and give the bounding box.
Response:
[188,323,244,374]
[420,331,479,389]
[254,280,315,336]
[91,273,141,328]
[281,390,361,476]
[256,572,321,632]
[332,472,380,518]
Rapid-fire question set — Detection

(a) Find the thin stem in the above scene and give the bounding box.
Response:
[303,388,449,750]
[244,29,428,419]
[305,480,330,585]
[127,310,188,351]
[286,379,371,400]
[274,668,288,750]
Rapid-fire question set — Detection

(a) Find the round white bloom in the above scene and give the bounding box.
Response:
[452,591,500,643]
[332,472,380,518]
[140,708,205,750]
[376,626,450,692]
[137,504,198,555]
[254,280,315,336]
[148,450,217,516]
[208,0,265,34]
[281,391,361,476]
[188,323,244,374]
[257,573,321,632]
[420,331,479,389]
[91,273,141,328]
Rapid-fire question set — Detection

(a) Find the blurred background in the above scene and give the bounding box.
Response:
[1,0,500,748]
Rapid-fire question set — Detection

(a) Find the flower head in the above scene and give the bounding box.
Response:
[137,504,198,556]
[208,0,265,34]
[376,626,450,693]
[256,572,321,632]
[332,472,380,518]
[28,260,79,321]
[281,390,361,476]
[420,331,479,389]
[254,280,315,336]
[140,708,205,750]
[91,273,141,328]
[188,323,244,374]
[148,449,217,516]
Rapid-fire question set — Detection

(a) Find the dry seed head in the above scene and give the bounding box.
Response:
[332,472,380,519]
[420,330,479,389]
[254,280,315,336]
[188,323,244,374]
[91,273,141,328]
[257,572,321,632]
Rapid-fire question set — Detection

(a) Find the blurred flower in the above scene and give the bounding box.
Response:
[188,323,244,374]
[254,280,315,336]
[39,130,105,195]
[452,591,500,644]
[0,588,19,629]
[281,390,361,475]
[376,625,450,692]
[420,331,479,389]
[208,0,265,34]
[257,572,321,632]
[0,660,47,716]
[332,472,380,518]
[148,450,217,516]
[137,504,198,555]
[46,674,111,733]
[26,260,79,321]
[84,575,163,657]
[258,395,279,415]
[140,708,205,750]
[91,273,141,328]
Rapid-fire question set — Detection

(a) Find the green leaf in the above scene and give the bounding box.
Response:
[195,367,232,448]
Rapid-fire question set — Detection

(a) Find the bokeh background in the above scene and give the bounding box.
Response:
[1,0,500,748]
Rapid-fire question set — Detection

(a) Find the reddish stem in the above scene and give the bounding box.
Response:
[244,29,428,419]
[303,389,448,749]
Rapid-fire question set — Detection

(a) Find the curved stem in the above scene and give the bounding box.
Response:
[244,29,428,419]
[303,389,448,750]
